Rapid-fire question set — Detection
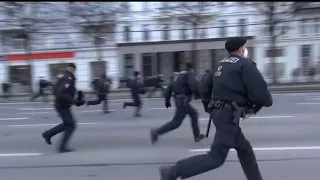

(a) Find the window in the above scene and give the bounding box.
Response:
[265,47,284,57]
[238,19,247,36]
[265,63,285,78]
[180,25,188,39]
[300,19,307,34]
[124,54,134,77]
[162,24,170,40]
[124,25,131,42]
[93,36,105,46]
[161,2,169,8]
[121,2,130,12]
[200,28,207,38]
[143,25,150,41]
[9,65,31,93]
[90,61,106,79]
[142,53,152,77]
[300,45,312,76]
[143,2,149,11]
[219,20,227,37]
[315,18,320,34]
[12,38,25,50]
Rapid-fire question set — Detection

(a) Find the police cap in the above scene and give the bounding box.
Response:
[225,37,247,53]
[67,63,76,70]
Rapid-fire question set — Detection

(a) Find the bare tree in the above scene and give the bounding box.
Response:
[156,2,217,71]
[0,2,63,92]
[67,2,120,63]
[249,2,309,83]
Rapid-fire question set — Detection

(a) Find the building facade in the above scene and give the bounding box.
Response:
[0,2,119,92]
[254,2,320,82]
[116,2,259,83]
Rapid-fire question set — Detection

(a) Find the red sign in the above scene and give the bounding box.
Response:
[7,52,75,61]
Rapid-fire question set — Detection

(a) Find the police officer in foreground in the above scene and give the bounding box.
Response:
[87,74,112,113]
[123,71,144,117]
[150,62,205,145]
[41,63,85,153]
[159,37,273,180]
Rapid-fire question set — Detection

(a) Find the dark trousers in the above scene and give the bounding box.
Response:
[124,92,142,115]
[156,96,200,140]
[44,107,76,150]
[171,103,262,180]
[87,94,108,111]
[31,89,48,102]
[147,85,165,98]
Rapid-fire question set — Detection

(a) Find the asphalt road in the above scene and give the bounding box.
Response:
[0,93,319,179]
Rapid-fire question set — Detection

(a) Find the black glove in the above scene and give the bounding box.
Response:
[77,91,84,101]
[165,101,171,108]
[201,99,210,113]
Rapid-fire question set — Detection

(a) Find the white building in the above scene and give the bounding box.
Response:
[254,2,320,82]
[116,2,258,83]
[0,2,119,93]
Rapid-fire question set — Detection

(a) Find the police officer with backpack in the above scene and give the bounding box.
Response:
[87,74,112,113]
[123,71,145,117]
[41,63,85,153]
[159,37,273,180]
[150,62,205,145]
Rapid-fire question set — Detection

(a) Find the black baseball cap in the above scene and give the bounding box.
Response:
[225,37,247,53]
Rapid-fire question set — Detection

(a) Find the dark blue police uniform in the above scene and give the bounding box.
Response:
[159,37,273,180]
[150,63,205,145]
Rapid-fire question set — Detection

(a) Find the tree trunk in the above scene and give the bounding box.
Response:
[270,35,278,84]
[191,23,197,73]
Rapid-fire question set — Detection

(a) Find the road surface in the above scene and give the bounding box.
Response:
[0,93,319,179]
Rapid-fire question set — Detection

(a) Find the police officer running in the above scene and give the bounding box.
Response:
[123,71,144,117]
[150,62,205,145]
[31,76,50,102]
[87,74,112,113]
[159,37,273,180]
[41,63,85,153]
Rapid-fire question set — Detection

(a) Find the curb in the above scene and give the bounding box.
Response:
[2,85,320,102]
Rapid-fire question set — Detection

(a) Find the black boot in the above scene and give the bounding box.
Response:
[159,165,176,180]
[42,132,52,145]
[150,129,158,145]
[58,148,75,153]
[195,134,206,142]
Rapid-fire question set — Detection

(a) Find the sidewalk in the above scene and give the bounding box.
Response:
[2,83,320,102]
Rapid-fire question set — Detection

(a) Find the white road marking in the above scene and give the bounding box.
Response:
[189,146,320,152]
[82,110,116,113]
[305,97,320,101]
[199,116,294,121]
[0,153,43,157]
[295,102,320,105]
[19,107,54,110]
[250,116,294,119]
[0,117,29,121]
[17,112,51,115]
[0,102,44,105]
[8,122,101,127]
[148,107,174,110]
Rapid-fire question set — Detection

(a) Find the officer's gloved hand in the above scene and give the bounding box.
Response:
[165,101,171,108]
[77,91,84,101]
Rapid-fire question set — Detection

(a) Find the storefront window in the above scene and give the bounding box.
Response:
[9,65,31,93]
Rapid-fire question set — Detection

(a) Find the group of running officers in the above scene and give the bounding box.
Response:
[41,37,273,180]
